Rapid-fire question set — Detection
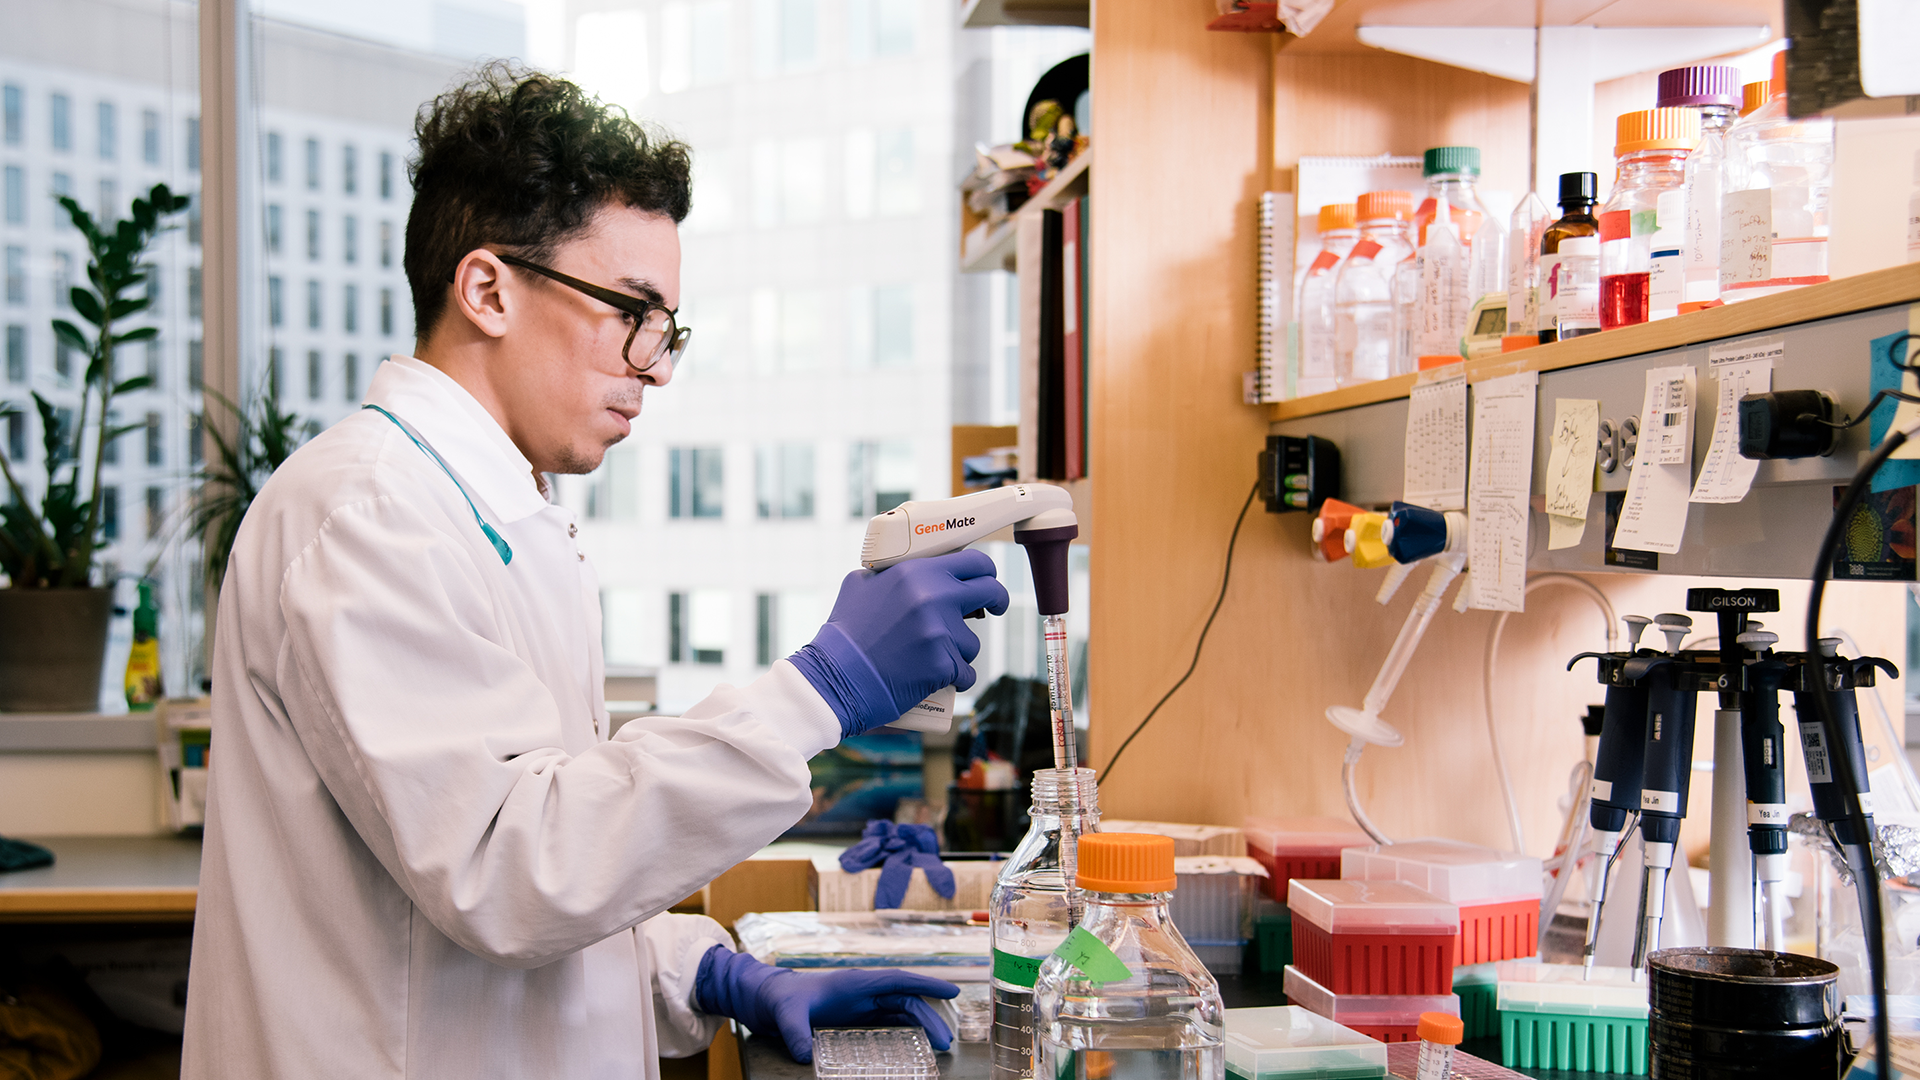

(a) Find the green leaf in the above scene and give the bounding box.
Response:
[107,296,149,319]
[105,421,145,443]
[111,375,154,396]
[113,326,159,345]
[69,288,104,326]
[52,319,92,353]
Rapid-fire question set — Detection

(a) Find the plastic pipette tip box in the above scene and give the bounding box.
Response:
[1223,1005,1388,1079]
[1287,879,1458,996]
[811,1027,940,1079]
[1243,817,1373,901]
[1454,960,1509,1041]
[1339,839,1543,966]
[1282,964,1459,1045]
[1495,961,1648,1075]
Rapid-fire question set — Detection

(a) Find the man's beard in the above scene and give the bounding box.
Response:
[552,386,644,474]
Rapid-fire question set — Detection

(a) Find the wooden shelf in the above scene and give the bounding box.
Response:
[959,149,1092,274]
[959,0,1088,29]
[0,836,200,922]
[1269,262,1920,421]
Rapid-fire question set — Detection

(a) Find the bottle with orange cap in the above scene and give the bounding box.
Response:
[1297,203,1359,398]
[1033,833,1226,1080]
[1332,190,1414,388]
[1413,1011,1464,1080]
[1598,107,1700,329]
[1719,49,1834,302]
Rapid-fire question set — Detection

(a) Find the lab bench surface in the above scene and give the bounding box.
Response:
[0,835,200,920]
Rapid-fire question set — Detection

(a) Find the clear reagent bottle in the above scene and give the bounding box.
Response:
[1506,191,1551,342]
[1655,64,1740,310]
[1415,196,1468,358]
[1599,107,1699,329]
[989,767,1101,1080]
[1413,146,1488,255]
[1719,50,1833,302]
[1296,203,1358,398]
[1539,172,1599,344]
[1034,833,1226,1080]
[1333,190,1413,387]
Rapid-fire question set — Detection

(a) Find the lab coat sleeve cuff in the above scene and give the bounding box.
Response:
[648,913,736,1058]
[745,659,843,760]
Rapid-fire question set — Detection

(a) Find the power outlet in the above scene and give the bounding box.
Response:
[1258,435,1340,513]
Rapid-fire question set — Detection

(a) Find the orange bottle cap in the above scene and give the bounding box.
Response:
[1417,1011,1464,1045]
[1742,80,1772,116]
[1771,49,1787,91]
[1615,107,1701,154]
[1500,335,1537,353]
[1356,190,1413,223]
[1076,833,1178,893]
[1317,203,1357,232]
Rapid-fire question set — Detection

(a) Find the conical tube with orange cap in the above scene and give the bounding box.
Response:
[1414,1012,1464,1080]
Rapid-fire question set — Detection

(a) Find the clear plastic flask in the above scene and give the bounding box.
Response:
[1333,190,1413,387]
[1296,204,1358,398]
[1034,833,1225,1080]
[989,768,1101,1080]
[1655,65,1740,308]
[1598,108,1697,329]
[1719,51,1833,301]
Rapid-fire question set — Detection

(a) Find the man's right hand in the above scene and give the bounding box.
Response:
[786,550,1009,737]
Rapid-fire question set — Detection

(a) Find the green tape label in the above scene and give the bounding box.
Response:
[1051,926,1132,985]
[993,948,1043,988]
[1631,209,1660,237]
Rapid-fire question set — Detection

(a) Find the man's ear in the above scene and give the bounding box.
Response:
[451,249,512,340]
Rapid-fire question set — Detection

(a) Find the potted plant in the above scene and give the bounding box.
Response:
[191,372,307,594]
[0,183,189,711]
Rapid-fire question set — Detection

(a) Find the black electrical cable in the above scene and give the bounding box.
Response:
[1806,402,1914,1080]
[1799,335,1920,430]
[1100,479,1259,782]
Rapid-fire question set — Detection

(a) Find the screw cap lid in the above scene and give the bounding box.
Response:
[1076,833,1178,893]
[1317,203,1356,232]
[1656,65,1741,108]
[1616,107,1701,154]
[1422,146,1481,177]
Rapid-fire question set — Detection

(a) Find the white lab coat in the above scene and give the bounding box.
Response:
[181,356,842,1079]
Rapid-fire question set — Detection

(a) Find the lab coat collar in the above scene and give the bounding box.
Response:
[363,356,553,525]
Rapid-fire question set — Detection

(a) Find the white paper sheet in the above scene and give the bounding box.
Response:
[1613,365,1698,555]
[1467,372,1538,612]
[1544,398,1600,550]
[1404,362,1468,510]
[1690,336,1781,503]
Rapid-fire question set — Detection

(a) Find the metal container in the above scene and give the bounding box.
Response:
[1648,947,1840,1078]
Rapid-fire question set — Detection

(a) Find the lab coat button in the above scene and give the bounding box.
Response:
[577,551,585,561]
[568,524,577,538]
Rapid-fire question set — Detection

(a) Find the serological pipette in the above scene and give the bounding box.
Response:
[1015,516,1084,925]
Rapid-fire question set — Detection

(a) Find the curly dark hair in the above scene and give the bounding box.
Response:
[404,63,692,342]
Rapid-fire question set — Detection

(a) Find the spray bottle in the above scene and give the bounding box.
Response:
[125,579,163,711]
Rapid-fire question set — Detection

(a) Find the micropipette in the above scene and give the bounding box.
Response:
[1630,614,1699,975]
[1567,613,1654,976]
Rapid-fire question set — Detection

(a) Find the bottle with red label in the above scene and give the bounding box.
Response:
[1598,107,1699,330]
[1297,203,1358,397]
[1333,190,1414,387]
[1719,50,1834,302]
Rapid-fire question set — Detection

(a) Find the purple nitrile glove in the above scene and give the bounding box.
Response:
[787,549,1010,738]
[693,945,958,1064]
[839,821,956,909]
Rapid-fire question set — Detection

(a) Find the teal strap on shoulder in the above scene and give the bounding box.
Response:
[362,404,513,566]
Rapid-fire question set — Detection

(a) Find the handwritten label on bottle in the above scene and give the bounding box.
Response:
[1050,926,1133,986]
[1720,188,1772,286]
[992,948,1043,989]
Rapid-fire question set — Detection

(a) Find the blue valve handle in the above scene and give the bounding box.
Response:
[1383,501,1450,564]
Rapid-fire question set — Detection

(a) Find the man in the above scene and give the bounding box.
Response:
[181,66,1004,1078]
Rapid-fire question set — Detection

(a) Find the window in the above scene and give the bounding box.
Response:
[268,275,283,326]
[305,209,320,261]
[5,246,23,304]
[875,128,917,215]
[306,279,321,329]
[586,445,638,521]
[4,166,20,224]
[848,0,915,61]
[343,352,359,400]
[101,485,119,540]
[779,0,817,69]
[267,346,283,399]
[145,338,161,383]
[187,193,201,245]
[6,411,24,462]
[848,440,913,518]
[266,131,283,184]
[668,589,728,664]
[142,109,160,165]
[306,349,323,400]
[53,251,72,307]
[379,150,393,199]
[186,116,199,172]
[343,283,358,333]
[873,284,913,366]
[341,143,357,195]
[342,214,357,264]
[187,339,202,390]
[754,442,814,519]
[98,178,116,221]
[97,101,115,160]
[266,204,282,254]
[3,85,20,145]
[51,406,74,462]
[379,221,392,267]
[145,267,161,315]
[304,137,320,190]
[187,265,202,320]
[5,325,23,382]
[54,337,74,383]
[51,172,71,227]
[145,411,162,466]
[103,412,120,463]
[50,93,70,151]
[693,1,732,85]
[144,486,163,539]
[668,446,725,519]
[753,138,825,227]
[380,288,394,336]
[188,412,202,466]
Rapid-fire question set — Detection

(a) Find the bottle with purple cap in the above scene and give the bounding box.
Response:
[1655,64,1741,310]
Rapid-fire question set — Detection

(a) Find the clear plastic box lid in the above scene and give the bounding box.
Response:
[1286,878,1458,935]
[1243,816,1374,857]
[1339,838,1543,904]
[1283,965,1460,1028]
[1223,1005,1388,1079]
[1494,961,1648,1018]
[812,1028,940,1079]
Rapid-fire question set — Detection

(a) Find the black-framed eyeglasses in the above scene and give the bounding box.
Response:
[495,252,691,375]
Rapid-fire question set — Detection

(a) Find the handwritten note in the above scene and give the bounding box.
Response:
[1690,336,1780,503]
[1613,365,1697,555]
[1467,372,1538,612]
[1404,363,1468,510]
[1544,399,1600,550]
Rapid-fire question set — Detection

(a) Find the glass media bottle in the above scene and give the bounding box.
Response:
[1296,203,1358,398]
[989,768,1101,1080]
[1655,65,1740,309]
[1538,172,1599,344]
[1720,50,1834,302]
[1598,108,1698,329]
[1333,190,1414,387]
[1034,832,1225,1080]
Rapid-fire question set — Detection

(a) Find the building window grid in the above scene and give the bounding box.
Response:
[342,214,356,264]
[142,109,160,165]
[50,93,69,152]
[668,446,725,519]
[266,131,283,184]
[304,137,320,190]
[3,85,21,146]
[341,143,357,195]
[96,101,115,161]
